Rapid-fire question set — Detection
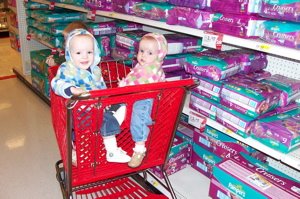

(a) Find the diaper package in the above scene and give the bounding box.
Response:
[168,0,207,9]
[87,21,116,36]
[115,30,149,50]
[189,92,218,120]
[213,153,300,199]
[161,54,186,72]
[251,107,300,153]
[260,21,300,49]
[115,21,143,32]
[212,12,265,38]
[216,105,255,138]
[26,9,85,23]
[221,77,281,118]
[164,34,204,54]
[208,0,262,14]
[84,0,113,11]
[192,74,223,102]
[167,6,213,30]
[132,2,174,21]
[184,50,241,81]
[95,36,112,57]
[260,0,300,22]
[111,0,143,15]
[262,74,300,107]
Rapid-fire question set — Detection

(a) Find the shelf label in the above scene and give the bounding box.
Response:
[188,110,207,131]
[26,34,31,41]
[87,10,96,21]
[49,2,55,10]
[256,44,271,51]
[202,31,223,50]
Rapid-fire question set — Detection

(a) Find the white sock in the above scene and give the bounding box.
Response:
[134,144,146,153]
[113,106,126,125]
[103,135,117,152]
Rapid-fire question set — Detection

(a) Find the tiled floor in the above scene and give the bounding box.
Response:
[0,37,62,198]
[0,37,22,78]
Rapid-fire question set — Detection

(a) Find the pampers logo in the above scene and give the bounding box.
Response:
[203,154,216,164]
[228,183,246,197]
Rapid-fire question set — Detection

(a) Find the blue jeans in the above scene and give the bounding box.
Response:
[131,99,154,142]
[100,111,121,137]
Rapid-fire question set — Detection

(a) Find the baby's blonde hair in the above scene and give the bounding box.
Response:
[62,21,88,37]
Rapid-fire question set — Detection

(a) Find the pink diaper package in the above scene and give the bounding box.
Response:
[115,30,149,50]
[260,0,300,22]
[221,77,281,118]
[167,7,213,30]
[111,0,142,15]
[84,0,113,11]
[262,74,300,107]
[251,107,300,153]
[212,13,265,38]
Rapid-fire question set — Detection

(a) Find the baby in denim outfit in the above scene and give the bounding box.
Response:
[51,29,131,165]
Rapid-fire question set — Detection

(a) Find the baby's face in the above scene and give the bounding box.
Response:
[137,38,159,67]
[70,35,94,70]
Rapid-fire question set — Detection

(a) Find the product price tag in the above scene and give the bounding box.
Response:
[188,110,207,131]
[49,2,55,10]
[87,10,96,21]
[26,34,31,41]
[202,31,223,50]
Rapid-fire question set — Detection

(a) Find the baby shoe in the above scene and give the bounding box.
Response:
[128,151,146,168]
[106,147,131,163]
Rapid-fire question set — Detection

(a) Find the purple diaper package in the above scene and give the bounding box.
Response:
[168,0,207,9]
[226,49,268,74]
[212,12,265,38]
[216,105,255,138]
[87,21,116,36]
[260,0,300,22]
[251,107,300,153]
[209,0,262,14]
[164,34,204,54]
[260,20,300,49]
[167,6,213,30]
[262,74,300,107]
[84,0,113,11]
[115,21,143,32]
[221,77,281,118]
[165,70,191,81]
[184,49,242,81]
[213,153,300,199]
[192,74,223,102]
[189,92,218,120]
[115,30,149,50]
[239,70,272,81]
[132,2,174,22]
[111,0,142,15]
[162,54,186,72]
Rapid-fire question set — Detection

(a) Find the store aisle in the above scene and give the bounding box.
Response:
[0,37,22,78]
[0,78,62,199]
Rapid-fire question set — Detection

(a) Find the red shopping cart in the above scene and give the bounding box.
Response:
[49,60,195,199]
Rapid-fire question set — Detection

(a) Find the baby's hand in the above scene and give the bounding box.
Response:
[70,87,85,96]
[46,55,57,67]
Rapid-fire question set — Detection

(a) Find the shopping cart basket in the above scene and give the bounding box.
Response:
[49,60,195,198]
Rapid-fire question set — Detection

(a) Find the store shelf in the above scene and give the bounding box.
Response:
[146,166,211,199]
[183,94,300,171]
[31,0,300,61]
[13,67,50,105]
